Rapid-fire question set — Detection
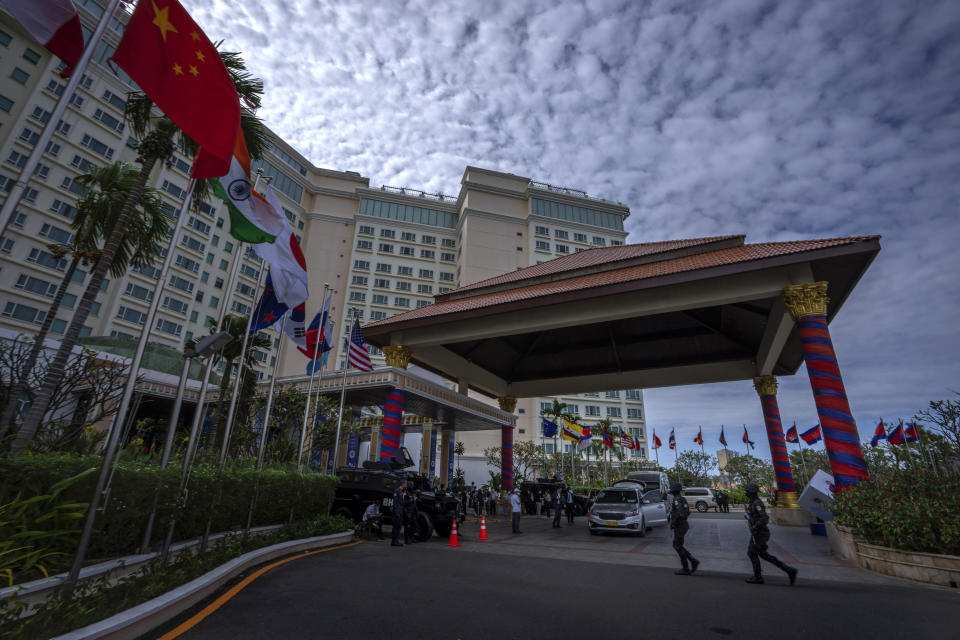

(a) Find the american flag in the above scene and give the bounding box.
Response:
[620,430,636,450]
[346,319,373,371]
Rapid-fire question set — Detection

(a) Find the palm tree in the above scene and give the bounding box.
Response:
[0,163,168,442]
[12,49,267,455]
[540,399,574,477]
[207,314,271,451]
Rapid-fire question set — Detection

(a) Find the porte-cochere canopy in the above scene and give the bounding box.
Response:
[363,234,880,399]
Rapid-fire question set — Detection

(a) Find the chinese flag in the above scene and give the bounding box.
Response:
[111,0,239,178]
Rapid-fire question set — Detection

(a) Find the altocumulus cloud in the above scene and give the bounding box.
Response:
[187,0,960,460]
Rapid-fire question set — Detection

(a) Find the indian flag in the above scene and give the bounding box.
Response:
[212,131,308,308]
[213,131,288,244]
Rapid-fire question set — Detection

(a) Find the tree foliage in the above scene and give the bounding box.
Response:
[673,451,713,486]
[722,454,775,491]
[483,440,546,483]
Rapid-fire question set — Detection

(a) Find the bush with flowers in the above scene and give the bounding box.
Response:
[830,469,960,555]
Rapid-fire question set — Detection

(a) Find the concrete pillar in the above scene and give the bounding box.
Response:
[498,396,517,493]
[753,375,799,507]
[420,423,433,477]
[368,424,381,462]
[782,282,869,489]
[440,429,453,488]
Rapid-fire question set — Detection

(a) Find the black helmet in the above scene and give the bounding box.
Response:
[744,483,760,496]
[670,482,682,494]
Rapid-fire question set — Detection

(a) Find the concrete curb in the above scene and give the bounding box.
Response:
[50,530,355,640]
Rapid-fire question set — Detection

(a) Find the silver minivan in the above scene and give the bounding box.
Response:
[588,485,669,536]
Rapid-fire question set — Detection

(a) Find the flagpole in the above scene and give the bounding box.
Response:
[653,433,659,468]
[331,309,356,472]
[219,254,266,463]
[296,284,329,472]
[306,332,335,466]
[0,0,123,238]
[899,419,917,471]
[66,174,195,584]
[256,314,287,470]
[744,424,749,457]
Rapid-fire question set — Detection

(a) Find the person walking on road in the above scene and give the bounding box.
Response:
[744,483,797,585]
[403,486,419,544]
[552,487,563,528]
[510,488,523,533]
[565,487,575,524]
[489,488,498,517]
[669,482,699,575]
[391,480,407,547]
[534,490,543,519]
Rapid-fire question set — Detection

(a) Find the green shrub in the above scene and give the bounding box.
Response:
[0,454,339,570]
[831,470,960,555]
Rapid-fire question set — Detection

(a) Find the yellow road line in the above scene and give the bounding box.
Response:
[156,540,362,640]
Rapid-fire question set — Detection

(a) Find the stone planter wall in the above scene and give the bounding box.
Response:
[825,522,861,561]
[855,543,960,588]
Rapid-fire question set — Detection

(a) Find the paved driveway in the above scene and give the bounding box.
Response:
[152,511,959,640]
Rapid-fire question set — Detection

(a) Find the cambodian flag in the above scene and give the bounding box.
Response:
[719,425,728,447]
[693,428,703,445]
[602,427,615,448]
[668,429,676,450]
[785,422,799,444]
[742,426,755,449]
[904,421,920,443]
[870,419,887,447]
[887,422,904,445]
[800,424,822,445]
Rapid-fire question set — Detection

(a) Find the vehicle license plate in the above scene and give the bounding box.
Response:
[604,520,618,527]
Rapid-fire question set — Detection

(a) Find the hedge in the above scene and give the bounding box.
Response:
[831,469,960,556]
[0,453,339,565]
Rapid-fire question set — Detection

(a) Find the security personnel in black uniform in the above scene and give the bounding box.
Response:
[744,483,798,584]
[668,482,699,575]
[404,486,420,544]
[391,479,407,546]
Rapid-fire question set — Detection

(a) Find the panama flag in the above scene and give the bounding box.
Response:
[2,0,84,77]
[719,425,728,447]
[693,428,703,445]
[668,429,676,450]
[742,425,756,449]
[903,421,920,443]
[651,431,661,450]
[870,419,887,447]
[785,422,799,444]
[800,424,823,445]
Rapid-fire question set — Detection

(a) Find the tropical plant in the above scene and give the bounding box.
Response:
[482,440,546,483]
[540,399,577,476]
[0,163,168,443]
[722,454,774,490]
[454,440,465,470]
[13,48,268,455]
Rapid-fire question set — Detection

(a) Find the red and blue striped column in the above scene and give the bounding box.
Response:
[783,282,869,489]
[498,396,517,493]
[380,389,404,462]
[753,376,798,507]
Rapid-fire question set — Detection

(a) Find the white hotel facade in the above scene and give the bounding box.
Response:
[0,3,648,476]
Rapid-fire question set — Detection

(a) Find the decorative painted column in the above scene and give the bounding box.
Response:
[380,345,412,462]
[782,282,869,489]
[753,376,798,508]
[420,422,434,477]
[498,396,517,493]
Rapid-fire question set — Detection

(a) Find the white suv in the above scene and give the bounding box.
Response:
[682,487,718,513]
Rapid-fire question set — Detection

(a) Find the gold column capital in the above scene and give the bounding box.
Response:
[498,396,517,413]
[753,375,778,397]
[782,281,830,321]
[383,344,412,369]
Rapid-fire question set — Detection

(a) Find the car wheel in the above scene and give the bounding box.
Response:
[696,501,708,513]
[637,518,646,537]
[414,511,434,541]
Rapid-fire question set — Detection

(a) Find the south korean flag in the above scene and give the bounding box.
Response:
[279,301,308,351]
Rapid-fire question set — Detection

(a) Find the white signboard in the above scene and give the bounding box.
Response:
[798,469,836,521]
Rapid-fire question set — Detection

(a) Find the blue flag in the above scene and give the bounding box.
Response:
[250,273,287,333]
[542,418,558,438]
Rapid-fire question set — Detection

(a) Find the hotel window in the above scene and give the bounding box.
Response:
[375,263,392,273]
[535,226,549,236]
[379,243,394,253]
[396,281,411,291]
[395,297,410,307]
[565,404,580,415]
[397,266,413,276]
[421,234,436,244]
[627,409,643,419]
[351,276,368,286]
[372,294,388,305]
[555,244,569,253]
[374,278,390,288]
[358,225,374,235]
[10,67,29,84]
[380,228,395,239]
[419,269,433,279]
[349,291,366,302]
[2,303,45,324]
[356,240,373,250]
[554,229,569,239]
[399,246,414,256]
[535,241,550,251]
[440,252,455,261]
[420,249,435,259]
[585,406,600,417]
[354,260,370,270]
[592,236,606,246]
[574,232,587,243]
[439,272,455,282]
[605,391,620,398]
[416,300,430,308]
[441,238,456,248]
[611,240,623,246]
[606,407,622,418]
[417,284,433,294]
[370,310,387,320]
[400,231,416,241]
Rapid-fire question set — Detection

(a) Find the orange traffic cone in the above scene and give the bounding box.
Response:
[477,515,488,541]
[446,518,461,547]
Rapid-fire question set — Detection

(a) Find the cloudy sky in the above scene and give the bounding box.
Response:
[188,0,960,462]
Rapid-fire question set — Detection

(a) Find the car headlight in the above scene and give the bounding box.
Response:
[627,508,640,516]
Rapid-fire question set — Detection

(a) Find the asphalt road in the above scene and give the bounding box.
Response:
[155,515,959,640]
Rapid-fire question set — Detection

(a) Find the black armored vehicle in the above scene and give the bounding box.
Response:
[331,447,460,541]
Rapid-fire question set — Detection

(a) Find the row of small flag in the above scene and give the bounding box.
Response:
[541,418,643,451]
[656,425,774,451]
[870,419,920,447]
